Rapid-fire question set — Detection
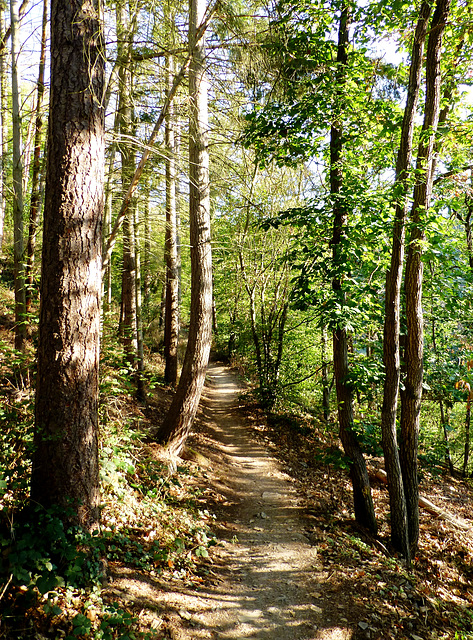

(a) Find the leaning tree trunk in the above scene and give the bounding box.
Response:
[156,0,212,456]
[10,0,26,351]
[31,0,104,531]
[381,1,431,563]
[400,0,450,557]
[331,4,377,535]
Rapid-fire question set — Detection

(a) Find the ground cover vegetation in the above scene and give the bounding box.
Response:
[0,0,472,636]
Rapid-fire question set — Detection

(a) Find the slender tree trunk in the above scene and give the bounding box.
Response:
[117,3,137,364]
[381,1,431,562]
[322,325,330,421]
[463,397,471,477]
[0,2,6,252]
[400,0,450,557]
[143,183,151,320]
[25,0,48,316]
[10,0,25,350]
[439,400,454,475]
[330,4,377,535]
[156,0,212,456]
[164,53,180,387]
[31,0,104,531]
[134,202,145,400]
[102,112,119,314]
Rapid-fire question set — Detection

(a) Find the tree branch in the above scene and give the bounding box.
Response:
[433,165,473,185]
[102,1,219,274]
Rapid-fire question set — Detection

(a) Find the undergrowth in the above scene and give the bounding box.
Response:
[0,326,215,640]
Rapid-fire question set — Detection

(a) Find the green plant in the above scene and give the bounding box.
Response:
[0,504,105,596]
[314,446,351,470]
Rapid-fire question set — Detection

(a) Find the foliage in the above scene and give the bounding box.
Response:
[0,326,216,639]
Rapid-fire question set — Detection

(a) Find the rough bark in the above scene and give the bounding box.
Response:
[400,0,450,556]
[381,1,431,562]
[156,0,212,456]
[331,4,377,535]
[30,0,104,531]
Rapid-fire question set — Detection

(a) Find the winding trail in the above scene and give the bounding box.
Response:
[112,363,353,639]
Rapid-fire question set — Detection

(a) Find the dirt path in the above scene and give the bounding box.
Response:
[111,363,353,639]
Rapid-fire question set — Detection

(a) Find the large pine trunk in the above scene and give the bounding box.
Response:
[30,0,104,531]
[381,1,431,563]
[401,0,450,556]
[156,0,212,456]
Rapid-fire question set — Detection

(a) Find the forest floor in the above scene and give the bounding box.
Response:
[108,361,473,640]
[1,278,473,640]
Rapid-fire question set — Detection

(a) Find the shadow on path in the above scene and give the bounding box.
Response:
[111,363,354,640]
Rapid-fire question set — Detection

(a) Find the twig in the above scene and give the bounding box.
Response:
[0,574,13,601]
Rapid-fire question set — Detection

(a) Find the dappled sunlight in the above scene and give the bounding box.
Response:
[107,362,357,638]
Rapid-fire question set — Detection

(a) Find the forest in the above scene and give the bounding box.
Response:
[1,0,473,637]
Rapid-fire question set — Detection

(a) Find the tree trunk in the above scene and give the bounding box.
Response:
[164,53,180,387]
[156,0,212,456]
[330,4,376,535]
[381,1,431,563]
[143,182,151,320]
[400,0,450,557]
[134,201,145,400]
[117,2,137,365]
[10,0,26,351]
[25,0,48,316]
[31,0,104,531]
[439,400,454,475]
[102,111,118,314]
[0,2,7,252]
[322,325,330,421]
[463,397,471,477]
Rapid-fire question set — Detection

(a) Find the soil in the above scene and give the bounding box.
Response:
[108,361,473,640]
[109,363,352,639]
